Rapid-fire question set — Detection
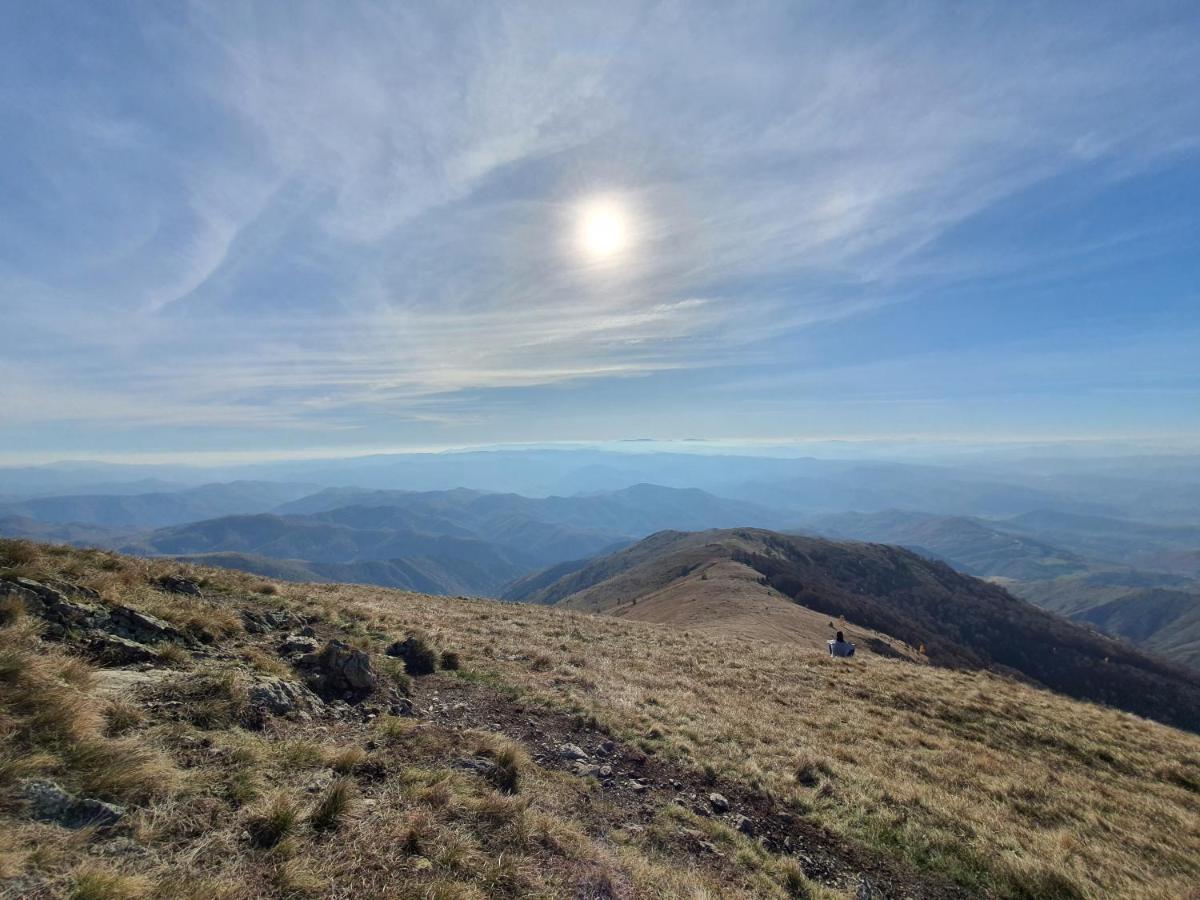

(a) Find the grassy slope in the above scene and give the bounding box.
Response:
[2,540,1199,899]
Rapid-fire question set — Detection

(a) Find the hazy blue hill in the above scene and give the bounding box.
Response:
[998,509,1200,566]
[0,481,320,529]
[170,551,518,595]
[1012,572,1200,671]
[0,515,131,548]
[812,509,1091,580]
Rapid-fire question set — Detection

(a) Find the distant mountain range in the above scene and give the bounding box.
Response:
[0,481,319,529]
[100,484,786,596]
[507,528,1200,732]
[2,462,1199,672]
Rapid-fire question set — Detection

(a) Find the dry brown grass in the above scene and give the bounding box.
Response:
[3,541,1198,899]
[318,579,1200,900]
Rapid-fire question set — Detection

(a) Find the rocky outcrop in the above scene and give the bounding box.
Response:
[1,576,190,664]
[158,575,201,596]
[298,640,378,701]
[19,779,125,829]
[241,608,304,634]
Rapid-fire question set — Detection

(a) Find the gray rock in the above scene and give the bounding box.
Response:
[558,743,588,760]
[708,792,730,813]
[300,640,377,700]
[247,677,325,719]
[159,576,201,596]
[453,757,498,777]
[856,875,877,900]
[734,814,754,836]
[107,605,186,645]
[3,578,107,631]
[241,608,303,634]
[278,634,320,656]
[389,698,414,717]
[572,761,601,778]
[627,779,649,792]
[20,779,124,829]
[87,633,161,666]
[598,765,613,778]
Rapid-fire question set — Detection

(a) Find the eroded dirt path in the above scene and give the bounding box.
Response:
[407,672,978,900]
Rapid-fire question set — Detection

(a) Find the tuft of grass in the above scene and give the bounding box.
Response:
[103,698,146,737]
[257,582,279,595]
[393,633,438,676]
[309,777,355,832]
[328,744,366,775]
[0,593,25,626]
[68,866,150,900]
[246,795,300,849]
[440,649,461,671]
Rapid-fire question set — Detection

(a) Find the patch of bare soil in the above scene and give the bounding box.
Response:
[408,672,978,900]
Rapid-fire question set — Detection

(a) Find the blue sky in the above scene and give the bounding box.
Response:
[2,1,1198,463]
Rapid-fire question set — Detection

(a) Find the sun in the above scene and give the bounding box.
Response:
[577,198,630,261]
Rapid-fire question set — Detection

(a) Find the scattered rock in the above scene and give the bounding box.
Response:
[627,779,649,792]
[389,698,414,717]
[247,677,325,720]
[86,633,161,666]
[734,814,754,836]
[299,640,378,701]
[20,779,125,829]
[159,575,201,596]
[241,608,303,634]
[453,757,498,777]
[598,765,613,778]
[3,578,107,633]
[599,739,616,755]
[107,605,186,645]
[278,634,320,656]
[708,792,730,813]
[856,875,878,900]
[572,762,601,778]
[298,625,317,637]
[558,743,588,761]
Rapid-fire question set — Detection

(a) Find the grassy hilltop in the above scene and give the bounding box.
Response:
[1,539,1198,899]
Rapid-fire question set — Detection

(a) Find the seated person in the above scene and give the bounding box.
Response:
[827,630,856,657]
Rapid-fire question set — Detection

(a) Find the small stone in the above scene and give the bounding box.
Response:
[278,635,320,656]
[20,779,124,829]
[627,779,648,792]
[558,743,588,760]
[708,792,730,813]
[598,765,613,778]
[734,814,754,836]
[389,698,414,717]
[599,739,616,755]
[572,761,600,778]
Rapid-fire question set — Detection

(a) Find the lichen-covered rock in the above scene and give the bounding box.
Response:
[247,677,325,720]
[86,633,162,666]
[242,608,304,634]
[107,605,186,645]
[2,578,107,634]
[20,779,125,829]
[278,634,320,657]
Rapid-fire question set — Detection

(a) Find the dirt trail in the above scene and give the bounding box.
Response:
[408,672,978,900]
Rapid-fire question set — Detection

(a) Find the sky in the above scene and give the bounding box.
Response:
[2,0,1199,464]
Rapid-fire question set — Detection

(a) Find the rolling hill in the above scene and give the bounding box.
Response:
[115,485,789,596]
[0,481,320,529]
[510,528,1200,732]
[812,509,1090,580]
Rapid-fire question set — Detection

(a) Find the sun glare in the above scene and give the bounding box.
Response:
[578,199,630,261]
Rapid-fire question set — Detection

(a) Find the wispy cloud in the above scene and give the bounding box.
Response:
[1,1,1198,454]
